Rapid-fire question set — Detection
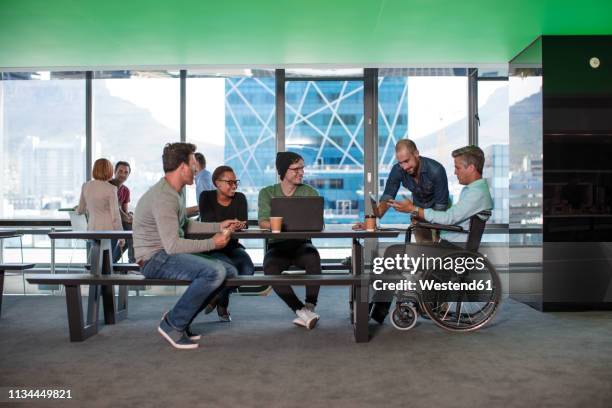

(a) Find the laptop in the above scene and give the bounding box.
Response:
[270,196,324,231]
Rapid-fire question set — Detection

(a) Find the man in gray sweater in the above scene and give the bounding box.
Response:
[133,143,241,350]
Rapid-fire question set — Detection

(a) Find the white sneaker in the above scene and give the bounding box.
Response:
[295,307,319,329]
[293,317,307,327]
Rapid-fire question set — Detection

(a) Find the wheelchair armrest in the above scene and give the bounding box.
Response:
[412,221,466,233]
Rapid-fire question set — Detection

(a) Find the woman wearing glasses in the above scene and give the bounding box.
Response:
[198,165,254,321]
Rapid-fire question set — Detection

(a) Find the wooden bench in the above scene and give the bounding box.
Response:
[84,263,141,272]
[26,273,369,343]
[80,262,349,295]
[1,263,36,317]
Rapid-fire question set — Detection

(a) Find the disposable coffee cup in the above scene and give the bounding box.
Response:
[365,215,376,232]
[270,217,283,233]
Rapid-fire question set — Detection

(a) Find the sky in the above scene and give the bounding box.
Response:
[102,74,533,149]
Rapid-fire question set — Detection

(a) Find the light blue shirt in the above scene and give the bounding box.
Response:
[195,169,214,200]
[423,178,493,242]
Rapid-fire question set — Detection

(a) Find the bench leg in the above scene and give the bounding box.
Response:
[86,283,127,326]
[90,239,125,324]
[101,284,118,324]
[66,284,98,342]
[86,284,100,325]
[0,270,4,317]
[116,284,128,321]
[352,238,370,343]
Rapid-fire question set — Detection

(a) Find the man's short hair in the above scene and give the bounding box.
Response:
[115,161,131,173]
[194,152,206,169]
[162,143,197,173]
[395,139,418,154]
[92,158,113,181]
[452,145,485,174]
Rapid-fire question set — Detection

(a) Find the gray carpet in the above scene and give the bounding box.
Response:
[1,289,612,408]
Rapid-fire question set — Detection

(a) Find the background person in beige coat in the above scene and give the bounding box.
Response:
[76,158,124,251]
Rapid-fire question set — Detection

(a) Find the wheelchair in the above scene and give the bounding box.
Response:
[380,211,502,333]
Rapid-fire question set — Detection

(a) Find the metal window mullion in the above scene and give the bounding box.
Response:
[275,69,286,155]
[468,68,478,146]
[180,70,186,142]
[363,68,378,211]
[85,71,93,181]
[364,68,379,260]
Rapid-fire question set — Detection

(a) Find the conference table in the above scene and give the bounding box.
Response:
[0,229,21,239]
[47,228,400,340]
[1,229,32,316]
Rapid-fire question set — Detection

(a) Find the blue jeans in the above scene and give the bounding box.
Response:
[208,246,255,307]
[141,250,237,330]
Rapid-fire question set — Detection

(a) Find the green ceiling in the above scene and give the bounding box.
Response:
[1,0,611,69]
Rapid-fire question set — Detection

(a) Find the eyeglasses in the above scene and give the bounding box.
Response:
[287,166,305,173]
[218,179,240,187]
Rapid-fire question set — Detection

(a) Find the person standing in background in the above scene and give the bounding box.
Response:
[109,161,135,263]
[76,158,124,256]
[194,152,214,201]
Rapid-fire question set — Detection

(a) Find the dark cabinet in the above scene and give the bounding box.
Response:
[510,36,612,311]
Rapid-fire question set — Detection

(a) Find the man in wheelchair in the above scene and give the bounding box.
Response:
[363,145,495,328]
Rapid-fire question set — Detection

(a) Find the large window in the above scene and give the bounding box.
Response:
[1,71,87,294]
[378,70,468,224]
[0,72,86,218]
[92,71,181,207]
[479,80,509,224]
[285,79,364,224]
[1,66,502,292]
[187,70,276,263]
[283,71,366,259]
[187,70,276,215]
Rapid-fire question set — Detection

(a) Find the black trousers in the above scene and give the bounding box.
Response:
[263,240,321,312]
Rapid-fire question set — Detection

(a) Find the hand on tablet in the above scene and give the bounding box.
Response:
[220,219,243,231]
[388,198,415,213]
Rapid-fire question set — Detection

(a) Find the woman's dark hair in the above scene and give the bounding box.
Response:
[212,165,235,187]
[162,143,197,173]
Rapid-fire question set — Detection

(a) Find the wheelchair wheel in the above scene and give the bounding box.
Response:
[420,251,502,332]
[390,302,418,331]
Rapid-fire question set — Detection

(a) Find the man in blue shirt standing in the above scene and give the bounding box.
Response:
[392,145,493,242]
[194,152,214,201]
[360,139,449,243]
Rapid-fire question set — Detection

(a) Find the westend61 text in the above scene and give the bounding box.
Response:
[372,254,486,275]
[373,279,493,292]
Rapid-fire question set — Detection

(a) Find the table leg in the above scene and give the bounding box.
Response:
[352,238,369,343]
[86,240,102,325]
[86,284,100,326]
[100,239,124,323]
[0,270,5,317]
[88,239,126,325]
